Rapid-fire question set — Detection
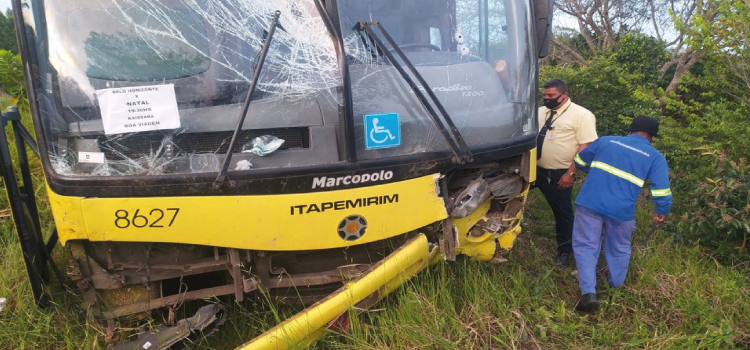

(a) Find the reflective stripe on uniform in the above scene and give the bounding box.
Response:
[590,161,645,187]
[574,154,588,167]
[651,188,672,197]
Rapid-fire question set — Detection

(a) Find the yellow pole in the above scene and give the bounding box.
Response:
[237,234,432,350]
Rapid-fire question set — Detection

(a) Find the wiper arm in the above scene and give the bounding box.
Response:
[214,10,282,188]
[356,21,473,164]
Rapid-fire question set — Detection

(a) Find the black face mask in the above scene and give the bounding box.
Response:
[543,96,562,110]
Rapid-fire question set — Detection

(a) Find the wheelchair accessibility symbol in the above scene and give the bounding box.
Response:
[364,113,401,150]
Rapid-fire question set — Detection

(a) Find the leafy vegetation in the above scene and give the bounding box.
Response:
[0,9,17,54]
[669,152,750,261]
[0,49,25,107]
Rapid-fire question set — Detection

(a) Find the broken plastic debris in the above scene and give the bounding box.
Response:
[450,177,491,218]
[109,304,225,350]
[241,135,285,156]
[234,160,253,171]
[487,176,523,198]
[0,297,6,312]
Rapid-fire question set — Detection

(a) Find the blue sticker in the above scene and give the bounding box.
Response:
[364,113,401,150]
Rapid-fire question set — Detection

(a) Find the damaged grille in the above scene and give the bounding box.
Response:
[94,128,309,160]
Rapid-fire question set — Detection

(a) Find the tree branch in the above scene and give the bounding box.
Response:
[551,38,590,66]
[648,0,663,41]
[664,47,704,95]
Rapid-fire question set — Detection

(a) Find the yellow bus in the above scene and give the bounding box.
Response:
[5,0,552,348]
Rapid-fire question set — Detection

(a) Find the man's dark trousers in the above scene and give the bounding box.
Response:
[536,166,574,255]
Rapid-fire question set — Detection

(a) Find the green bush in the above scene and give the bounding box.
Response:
[541,56,661,136]
[609,32,671,87]
[0,9,18,54]
[657,74,750,263]
[0,49,26,108]
[670,153,750,263]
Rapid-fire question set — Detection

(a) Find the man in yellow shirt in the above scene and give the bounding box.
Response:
[536,79,598,266]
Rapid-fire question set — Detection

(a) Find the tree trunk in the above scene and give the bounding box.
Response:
[661,47,704,107]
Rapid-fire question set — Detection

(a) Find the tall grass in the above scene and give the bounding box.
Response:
[308,192,750,350]
[0,94,748,349]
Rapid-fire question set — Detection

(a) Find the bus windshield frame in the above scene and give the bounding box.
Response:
[16,0,536,182]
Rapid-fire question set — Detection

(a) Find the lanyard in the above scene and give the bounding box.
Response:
[544,102,571,128]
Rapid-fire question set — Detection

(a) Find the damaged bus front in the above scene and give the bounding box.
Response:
[9,0,552,347]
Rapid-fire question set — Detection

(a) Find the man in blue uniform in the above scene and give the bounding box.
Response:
[571,116,672,312]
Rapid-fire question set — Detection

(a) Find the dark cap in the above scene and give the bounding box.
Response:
[628,115,659,137]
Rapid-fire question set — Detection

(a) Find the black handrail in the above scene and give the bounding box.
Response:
[1,106,64,307]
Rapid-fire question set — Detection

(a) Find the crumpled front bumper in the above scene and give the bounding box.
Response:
[237,233,437,350]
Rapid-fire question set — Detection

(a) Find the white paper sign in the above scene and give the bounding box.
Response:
[78,151,105,164]
[96,84,181,135]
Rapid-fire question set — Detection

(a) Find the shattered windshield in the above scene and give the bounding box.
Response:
[37,0,342,176]
[70,7,212,81]
[24,0,535,177]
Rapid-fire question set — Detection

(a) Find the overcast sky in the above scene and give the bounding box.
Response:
[1,0,11,13]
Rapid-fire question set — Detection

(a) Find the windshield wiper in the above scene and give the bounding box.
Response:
[214,10,282,188]
[356,21,473,164]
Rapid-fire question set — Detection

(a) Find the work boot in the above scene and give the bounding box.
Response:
[576,293,599,312]
[556,252,571,267]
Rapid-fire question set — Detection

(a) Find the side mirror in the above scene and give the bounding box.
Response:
[534,0,554,58]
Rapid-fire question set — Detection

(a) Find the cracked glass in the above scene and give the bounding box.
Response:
[37,0,341,176]
[24,0,535,177]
